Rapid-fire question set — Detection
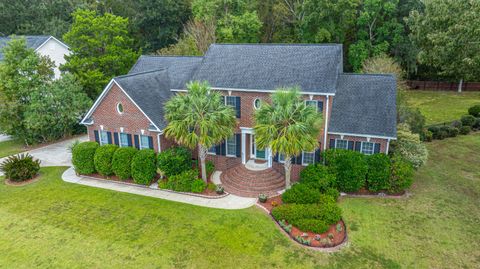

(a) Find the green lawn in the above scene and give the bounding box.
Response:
[404,90,480,125]
[0,134,479,268]
[0,139,26,158]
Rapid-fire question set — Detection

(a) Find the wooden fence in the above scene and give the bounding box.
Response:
[407,80,480,91]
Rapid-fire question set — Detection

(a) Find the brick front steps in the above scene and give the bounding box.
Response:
[220,164,285,197]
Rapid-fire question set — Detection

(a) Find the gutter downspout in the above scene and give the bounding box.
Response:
[323,95,330,150]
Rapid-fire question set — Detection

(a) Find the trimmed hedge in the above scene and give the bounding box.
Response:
[166,169,199,192]
[72,141,99,174]
[157,147,191,177]
[282,183,322,204]
[94,144,118,176]
[131,149,157,185]
[324,149,367,193]
[112,147,137,180]
[459,126,471,135]
[299,164,336,191]
[389,155,414,194]
[324,188,340,201]
[468,105,480,117]
[461,115,476,127]
[366,153,391,192]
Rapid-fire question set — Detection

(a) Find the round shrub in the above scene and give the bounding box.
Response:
[324,149,367,193]
[72,141,99,174]
[388,155,414,194]
[468,104,480,117]
[324,188,340,201]
[366,154,391,192]
[473,118,480,130]
[157,146,191,177]
[112,147,138,180]
[459,126,471,135]
[295,219,330,234]
[299,164,336,191]
[282,183,322,204]
[0,154,40,182]
[94,144,118,176]
[166,169,198,192]
[131,149,157,185]
[420,129,433,142]
[451,120,462,129]
[191,179,207,193]
[461,115,476,127]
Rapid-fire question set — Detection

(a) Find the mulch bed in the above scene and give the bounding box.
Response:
[257,195,347,249]
[4,174,41,186]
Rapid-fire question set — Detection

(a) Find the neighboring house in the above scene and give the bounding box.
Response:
[0,35,70,79]
[81,44,397,196]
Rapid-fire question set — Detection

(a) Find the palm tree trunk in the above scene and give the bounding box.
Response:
[284,156,292,189]
[198,144,208,183]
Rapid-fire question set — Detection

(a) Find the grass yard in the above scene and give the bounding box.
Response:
[404,90,480,125]
[0,139,26,158]
[0,134,479,268]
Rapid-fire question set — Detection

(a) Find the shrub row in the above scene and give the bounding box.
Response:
[157,147,191,177]
[424,104,480,141]
[159,169,206,193]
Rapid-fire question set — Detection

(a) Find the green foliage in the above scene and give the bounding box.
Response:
[468,105,480,117]
[460,115,476,127]
[258,193,268,203]
[72,142,99,174]
[324,149,367,192]
[474,118,480,130]
[324,188,340,201]
[191,179,207,193]
[459,126,471,135]
[392,123,428,169]
[0,154,40,182]
[62,9,139,99]
[215,185,224,194]
[157,147,192,177]
[165,169,199,192]
[206,161,215,177]
[206,182,216,191]
[282,183,322,204]
[388,154,414,194]
[157,35,202,56]
[94,144,118,176]
[366,154,391,192]
[420,129,433,142]
[112,147,138,180]
[299,164,336,191]
[131,149,157,185]
[217,12,262,43]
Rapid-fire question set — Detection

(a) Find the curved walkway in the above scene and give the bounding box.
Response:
[62,167,257,210]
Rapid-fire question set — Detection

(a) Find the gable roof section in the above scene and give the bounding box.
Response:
[328,74,397,139]
[0,35,68,60]
[192,44,343,94]
[129,55,203,89]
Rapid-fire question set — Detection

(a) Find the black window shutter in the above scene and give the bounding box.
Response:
[107,132,112,144]
[329,139,335,149]
[273,153,279,162]
[127,134,133,147]
[220,140,226,156]
[291,155,296,164]
[220,95,225,105]
[374,143,381,153]
[235,134,241,157]
[318,101,324,113]
[315,148,321,163]
[134,135,140,149]
[296,153,303,165]
[113,132,119,146]
[348,141,354,150]
[354,141,361,151]
[148,136,154,149]
[215,144,221,155]
[94,130,99,143]
[235,96,241,118]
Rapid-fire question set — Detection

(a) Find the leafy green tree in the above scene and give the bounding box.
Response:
[254,88,322,188]
[164,81,236,182]
[408,0,480,91]
[62,9,139,99]
[24,74,92,143]
[391,123,428,169]
[0,37,54,145]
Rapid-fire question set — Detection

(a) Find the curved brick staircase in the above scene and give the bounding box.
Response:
[220,164,285,197]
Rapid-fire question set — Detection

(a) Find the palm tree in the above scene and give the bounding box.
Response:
[254,88,323,188]
[164,81,236,182]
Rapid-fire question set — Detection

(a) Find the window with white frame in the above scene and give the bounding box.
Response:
[208,145,216,154]
[361,142,374,155]
[302,151,315,165]
[335,139,348,149]
[226,96,237,107]
[226,135,236,156]
[305,100,317,109]
[100,131,109,145]
[278,153,285,163]
[119,133,129,147]
[140,135,150,150]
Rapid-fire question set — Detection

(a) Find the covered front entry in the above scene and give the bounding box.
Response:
[240,127,272,168]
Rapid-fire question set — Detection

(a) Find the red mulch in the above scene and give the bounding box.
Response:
[258,195,347,248]
[4,174,41,186]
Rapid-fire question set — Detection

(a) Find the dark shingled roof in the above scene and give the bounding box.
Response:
[114,69,172,130]
[329,74,397,138]
[0,35,51,60]
[129,55,203,89]
[192,44,343,93]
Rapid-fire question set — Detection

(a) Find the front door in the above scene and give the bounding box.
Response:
[252,135,266,160]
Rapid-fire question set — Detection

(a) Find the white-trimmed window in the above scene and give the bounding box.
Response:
[278,154,285,163]
[208,145,216,154]
[302,151,315,165]
[226,136,236,156]
[226,96,237,107]
[335,139,348,150]
[119,133,129,147]
[100,131,109,145]
[140,135,150,150]
[254,98,261,110]
[305,100,317,109]
[361,142,374,155]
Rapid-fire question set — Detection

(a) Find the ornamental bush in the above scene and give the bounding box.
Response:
[294,219,330,234]
[393,123,428,169]
[324,149,367,192]
[461,115,476,127]
[282,183,322,204]
[388,155,414,194]
[206,160,215,177]
[112,147,137,180]
[72,141,99,174]
[459,126,471,135]
[473,118,480,130]
[191,179,207,193]
[324,188,340,201]
[157,146,191,177]
[468,104,480,117]
[366,153,391,192]
[94,144,118,176]
[0,154,40,182]
[131,149,157,185]
[299,164,336,191]
[166,169,199,192]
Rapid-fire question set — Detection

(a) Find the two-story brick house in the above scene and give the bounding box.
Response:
[81,44,397,197]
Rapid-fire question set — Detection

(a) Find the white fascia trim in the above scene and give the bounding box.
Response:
[35,36,70,52]
[328,132,396,140]
[171,87,336,97]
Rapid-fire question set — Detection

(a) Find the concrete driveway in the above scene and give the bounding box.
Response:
[0,134,11,142]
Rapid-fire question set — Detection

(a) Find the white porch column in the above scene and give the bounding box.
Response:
[241,132,246,164]
[267,148,273,168]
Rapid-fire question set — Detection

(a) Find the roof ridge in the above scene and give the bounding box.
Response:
[115,68,167,79]
[210,43,343,47]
